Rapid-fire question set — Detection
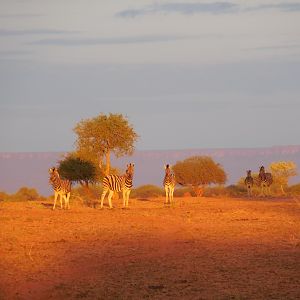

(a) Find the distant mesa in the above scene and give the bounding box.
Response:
[1,146,300,195]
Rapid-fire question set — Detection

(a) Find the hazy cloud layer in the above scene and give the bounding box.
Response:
[245,44,300,51]
[117,2,237,17]
[117,1,300,17]
[0,13,44,19]
[0,29,77,36]
[29,35,188,46]
[247,3,300,12]
[0,50,33,58]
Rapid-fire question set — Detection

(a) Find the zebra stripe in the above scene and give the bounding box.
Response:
[244,170,254,197]
[258,166,273,196]
[100,163,134,209]
[49,167,71,210]
[163,164,176,205]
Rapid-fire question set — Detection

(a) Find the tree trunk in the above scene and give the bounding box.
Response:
[280,184,286,195]
[105,149,110,176]
[193,185,204,197]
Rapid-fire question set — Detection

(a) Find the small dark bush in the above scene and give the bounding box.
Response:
[225,185,247,197]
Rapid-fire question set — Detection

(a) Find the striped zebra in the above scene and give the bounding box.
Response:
[163,164,176,205]
[48,167,71,210]
[258,166,273,196]
[244,170,254,197]
[100,163,134,209]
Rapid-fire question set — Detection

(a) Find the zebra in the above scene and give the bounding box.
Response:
[163,164,176,205]
[257,166,273,196]
[48,167,71,210]
[244,170,254,197]
[100,163,134,209]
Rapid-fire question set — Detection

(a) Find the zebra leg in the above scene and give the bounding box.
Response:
[100,188,108,208]
[53,191,58,210]
[126,190,131,207]
[68,192,71,209]
[59,193,63,209]
[127,190,131,207]
[122,190,126,208]
[108,190,114,209]
[63,195,67,209]
[122,190,130,208]
[261,184,266,197]
[170,188,174,205]
[65,193,70,209]
[165,187,169,204]
[247,186,250,197]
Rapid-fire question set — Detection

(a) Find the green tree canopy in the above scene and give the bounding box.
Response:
[173,156,227,191]
[58,155,96,188]
[73,113,139,176]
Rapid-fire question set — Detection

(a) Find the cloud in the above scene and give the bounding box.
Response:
[0,50,33,56]
[29,35,189,46]
[245,44,300,51]
[248,3,300,12]
[0,29,77,36]
[117,2,238,17]
[0,13,44,19]
[116,1,300,17]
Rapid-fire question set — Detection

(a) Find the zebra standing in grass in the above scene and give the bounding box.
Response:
[258,166,273,196]
[48,167,71,210]
[244,170,254,197]
[163,164,176,205]
[100,163,135,209]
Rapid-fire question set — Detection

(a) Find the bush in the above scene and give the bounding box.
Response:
[1,187,44,202]
[131,185,164,199]
[71,184,102,207]
[225,185,248,197]
[203,186,229,197]
[174,187,196,197]
[14,187,40,201]
[287,184,300,196]
[0,191,9,202]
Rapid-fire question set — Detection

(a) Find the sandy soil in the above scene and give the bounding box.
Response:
[0,197,300,300]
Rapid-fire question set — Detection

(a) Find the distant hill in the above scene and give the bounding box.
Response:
[1,146,300,196]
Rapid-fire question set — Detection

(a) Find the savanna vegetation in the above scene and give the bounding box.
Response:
[1,113,300,299]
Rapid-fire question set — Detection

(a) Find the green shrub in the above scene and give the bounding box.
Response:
[131,185,164,199]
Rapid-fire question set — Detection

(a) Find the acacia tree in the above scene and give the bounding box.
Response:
[73,113,139,176]
[58,155,96,189]
[173,156,227,196]
[269,161,297,194]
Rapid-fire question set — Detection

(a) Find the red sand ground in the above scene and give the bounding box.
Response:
[0,197,300,299]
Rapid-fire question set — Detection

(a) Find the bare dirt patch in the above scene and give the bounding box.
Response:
[1,197,300,299]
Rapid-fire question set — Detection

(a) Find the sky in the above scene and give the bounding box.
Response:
[0,0,300,152]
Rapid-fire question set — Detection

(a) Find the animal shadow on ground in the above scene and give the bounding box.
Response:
[41,203,53,209]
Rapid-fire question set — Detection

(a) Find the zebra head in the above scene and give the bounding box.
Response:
[126,163,135,179]
[259,166,267,181]
[164,164,172,175]
[246,170,252,177]
[49,167,60,178]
